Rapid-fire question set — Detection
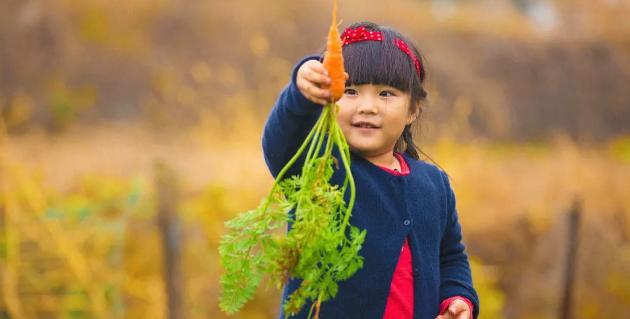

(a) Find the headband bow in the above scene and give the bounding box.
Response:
[340,26,423,80]
[341,26,383,45]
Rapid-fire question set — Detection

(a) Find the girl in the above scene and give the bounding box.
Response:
[262,21,479,319]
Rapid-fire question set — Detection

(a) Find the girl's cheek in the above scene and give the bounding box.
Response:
[336,99,349,110]
[336,105,353,121]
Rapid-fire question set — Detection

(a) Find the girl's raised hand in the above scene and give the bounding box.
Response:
[296,60,332,105]
[296,60,348,106]
[435,298,471,319]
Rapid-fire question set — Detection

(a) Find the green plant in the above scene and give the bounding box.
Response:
[218,101,365,318]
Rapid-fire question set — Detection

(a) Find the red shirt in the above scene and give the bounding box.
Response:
[383,237,415,318]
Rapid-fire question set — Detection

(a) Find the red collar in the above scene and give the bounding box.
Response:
[375,153,410,176]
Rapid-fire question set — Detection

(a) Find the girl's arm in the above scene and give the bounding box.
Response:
[262,55,324,179]
[439,171,480,319]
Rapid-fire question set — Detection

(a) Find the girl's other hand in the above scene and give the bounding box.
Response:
[435,298,471,319]
[297,60,343,105]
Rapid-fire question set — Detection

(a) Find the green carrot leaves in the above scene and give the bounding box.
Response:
[219,103,365,318]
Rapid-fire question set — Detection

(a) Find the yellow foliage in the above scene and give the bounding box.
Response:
[2,103,630,317]
[6,91,34,130]
[470,257,504,318]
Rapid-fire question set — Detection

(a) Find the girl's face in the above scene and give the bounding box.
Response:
[336,83,417,157]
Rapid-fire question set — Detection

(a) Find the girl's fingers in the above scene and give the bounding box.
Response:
[296,60,334,105]
[299,79,330,100]
[308,88,330,105]
[304,68,331,86]
[311,93,330,105]
[447,304,469,319]
[303,60,331,85]
[309,61,330,76]
[307,84,331,100]
[296,79,329,105]
[313,97,329,105]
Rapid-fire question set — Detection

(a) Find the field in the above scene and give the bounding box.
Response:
[2,0,630,317]
[2,121,629,318]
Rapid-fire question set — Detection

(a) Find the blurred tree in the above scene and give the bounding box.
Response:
[1,0,629,141]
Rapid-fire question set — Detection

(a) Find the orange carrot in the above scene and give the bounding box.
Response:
[322,0,345,102]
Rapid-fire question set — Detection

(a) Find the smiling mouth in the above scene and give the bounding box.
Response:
[352,122,381,129]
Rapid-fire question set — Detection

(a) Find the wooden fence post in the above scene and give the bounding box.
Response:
[155,159,184,319]
[559,197,582,319]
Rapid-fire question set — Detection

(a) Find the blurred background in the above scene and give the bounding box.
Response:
[1,0,629,318]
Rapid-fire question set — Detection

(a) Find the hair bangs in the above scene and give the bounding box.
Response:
[342,29,417,94]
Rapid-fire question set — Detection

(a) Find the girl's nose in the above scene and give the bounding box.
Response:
[356,97,378,115]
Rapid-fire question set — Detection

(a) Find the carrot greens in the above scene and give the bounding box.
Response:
[219,2,364,318]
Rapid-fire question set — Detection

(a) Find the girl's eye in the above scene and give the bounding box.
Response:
[380,90,396,97]
[344,88,357,95]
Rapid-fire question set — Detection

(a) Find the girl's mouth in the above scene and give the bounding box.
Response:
[352,121,381,130]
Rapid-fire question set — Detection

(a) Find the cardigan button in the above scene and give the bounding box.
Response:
[403,219,411,226]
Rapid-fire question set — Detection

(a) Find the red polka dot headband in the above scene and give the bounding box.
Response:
[341,26,383,44]
[340,26,423,80]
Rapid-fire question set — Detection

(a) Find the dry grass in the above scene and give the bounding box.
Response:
[4,122,630,318]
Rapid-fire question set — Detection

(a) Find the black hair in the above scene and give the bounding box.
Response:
[341,21,431,162]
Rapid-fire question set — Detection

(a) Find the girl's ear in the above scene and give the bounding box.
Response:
[406,102,420,125]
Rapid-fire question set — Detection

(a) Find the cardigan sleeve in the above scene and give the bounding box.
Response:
[439,296,474,319]
[438,170,480,319]
[262,55,324,179]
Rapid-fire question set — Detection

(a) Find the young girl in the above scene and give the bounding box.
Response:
[262,21,479,319]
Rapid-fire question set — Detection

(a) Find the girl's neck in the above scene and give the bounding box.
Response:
[362,150,401,171]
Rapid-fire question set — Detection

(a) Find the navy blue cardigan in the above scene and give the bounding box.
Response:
[262,56,480,319]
